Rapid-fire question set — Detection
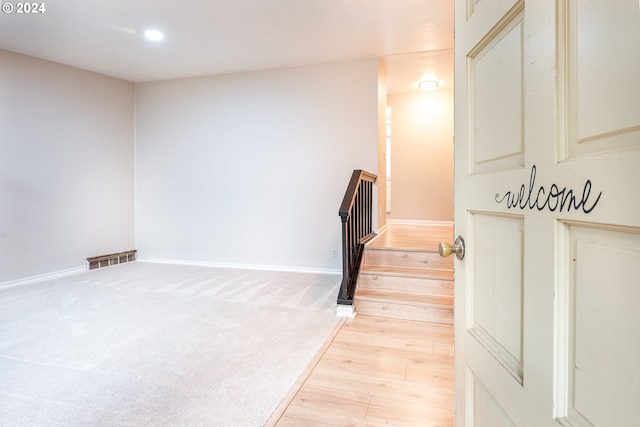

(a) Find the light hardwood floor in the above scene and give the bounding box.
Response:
[269,224,455,427]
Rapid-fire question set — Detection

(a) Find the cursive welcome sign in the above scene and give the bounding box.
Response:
[494,165,602,214]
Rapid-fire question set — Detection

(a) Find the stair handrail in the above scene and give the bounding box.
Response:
[338,169,377,306]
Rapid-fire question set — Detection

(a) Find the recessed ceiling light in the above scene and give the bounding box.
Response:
[144,29,165,41]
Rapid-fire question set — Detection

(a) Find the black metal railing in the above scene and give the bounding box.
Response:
[337,169,377,305]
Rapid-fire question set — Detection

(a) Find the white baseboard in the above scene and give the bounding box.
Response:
[139,258,341,276]
[336,304,356,318]
[0,266,86,290]
[388,219,454,227]
[376,223,389,236]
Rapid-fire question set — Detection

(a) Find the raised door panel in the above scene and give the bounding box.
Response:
[467,368,517,427]
[468,8,524,174]
[556,224,640,426]
[469,213,524,383]
[562,0,640,158]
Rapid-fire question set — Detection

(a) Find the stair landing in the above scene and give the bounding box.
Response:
[355,223,454,324]
[366,223,453,251]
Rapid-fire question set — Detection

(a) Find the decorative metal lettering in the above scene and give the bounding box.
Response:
[494,165,602,214]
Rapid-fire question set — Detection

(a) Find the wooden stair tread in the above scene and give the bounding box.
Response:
[360,264,453,280]
[357,274,453,297]
[357,289,453,308]
[365,245,440,254]
[367,224,453,251]
[363,246,453,271]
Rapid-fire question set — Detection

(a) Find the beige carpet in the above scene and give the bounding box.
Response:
[0,262,341,426]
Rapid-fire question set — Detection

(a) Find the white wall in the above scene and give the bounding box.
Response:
[135,59,379,272]
[376,59,388,231]
[387,90,454,222]
[0,50,135,284]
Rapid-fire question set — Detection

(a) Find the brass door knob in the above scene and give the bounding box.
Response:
[438,235,465,260]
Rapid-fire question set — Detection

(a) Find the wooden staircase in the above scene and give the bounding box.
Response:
[354,224,454,324]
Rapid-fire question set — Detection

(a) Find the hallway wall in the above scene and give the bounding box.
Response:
[387,90,454,222]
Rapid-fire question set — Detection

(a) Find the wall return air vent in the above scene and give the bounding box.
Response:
[87,250,137,270]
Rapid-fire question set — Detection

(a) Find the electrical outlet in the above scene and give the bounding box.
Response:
[332,248,338,258]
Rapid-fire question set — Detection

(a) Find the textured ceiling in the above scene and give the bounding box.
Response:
[0,0,453,93]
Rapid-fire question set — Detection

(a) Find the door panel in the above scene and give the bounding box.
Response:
[468,368,517,427]
[571,0,640,150]
[454,0,640,426]
[560,0,640,159]
[556,224,640,426]
[470,9,524,173]
[469,212,524,383]
[467,0,520,24]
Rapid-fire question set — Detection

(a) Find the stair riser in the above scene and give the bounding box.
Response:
[364,249,453,270]
[358,274,453,297]
[356,300,453,324]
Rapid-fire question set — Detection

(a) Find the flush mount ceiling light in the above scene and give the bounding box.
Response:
[418,80,439,91]
[144,29,165,41]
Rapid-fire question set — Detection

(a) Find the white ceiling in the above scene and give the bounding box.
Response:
[0,0,453,94]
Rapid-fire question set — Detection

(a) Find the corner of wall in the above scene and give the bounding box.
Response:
[377,58,388,232]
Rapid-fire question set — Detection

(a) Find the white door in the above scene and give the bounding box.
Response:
[453,0,640,426]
